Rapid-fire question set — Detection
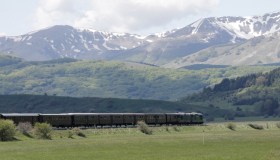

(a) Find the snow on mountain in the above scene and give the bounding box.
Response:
[164,29,280,68]
[0,11,280,64]
[0,25,151,60]
[167,11,280,42]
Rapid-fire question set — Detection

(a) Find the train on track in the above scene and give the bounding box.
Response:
[0,112,203,127]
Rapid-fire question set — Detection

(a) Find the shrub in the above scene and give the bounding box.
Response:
[137,121,153,135]
[17,122,33,137]
[226,123,236,131]
[68,130,74,138]
[33,123,52,139]
[173,126,180,132]
[248,123,264,130]
[165,126,171,132]
[72,127,86,137]
[276,122,280,129]
[0,119,16,141]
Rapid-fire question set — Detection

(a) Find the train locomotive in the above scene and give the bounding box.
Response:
[0,112,203,127]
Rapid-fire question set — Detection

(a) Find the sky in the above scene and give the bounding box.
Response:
[0,0,280,36]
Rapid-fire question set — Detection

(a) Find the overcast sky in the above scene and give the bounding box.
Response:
[0,0,280,36]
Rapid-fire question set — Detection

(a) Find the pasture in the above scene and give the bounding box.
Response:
[1,122,280,160]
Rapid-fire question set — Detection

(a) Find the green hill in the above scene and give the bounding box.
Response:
[183,67,280,118]
[0,55,276,100]
[0,94,231,117]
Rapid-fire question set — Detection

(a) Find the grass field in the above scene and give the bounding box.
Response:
[1,122,280,160]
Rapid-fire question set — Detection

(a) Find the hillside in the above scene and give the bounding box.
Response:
[165,32,280,68]
[0,94,231,118]
[0,56,276,100]
[183,67,280,118]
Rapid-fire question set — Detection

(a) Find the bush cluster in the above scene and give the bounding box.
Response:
[226,123,237,131]
[248,123,264,130]
[137,121,153,135]
[33,123,52,139]
[17,122,33,137]
[0,119,16,141]
[173,126,180,132]
[276,122,280,129]
[72,127,86,137]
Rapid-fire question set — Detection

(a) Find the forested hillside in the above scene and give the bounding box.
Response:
[0,94,231,117]
[183,67,280,118]
[0,55,275,100]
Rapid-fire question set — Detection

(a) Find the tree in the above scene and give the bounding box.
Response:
[261,98,279,116]
[0,119,16,141]
[33,123,52,139]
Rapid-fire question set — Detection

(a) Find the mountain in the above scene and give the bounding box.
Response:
[1,11,280,65]
[0,25,153,61]
[165,32,280,68]
[182,67,280,118]
[0,55,275,100]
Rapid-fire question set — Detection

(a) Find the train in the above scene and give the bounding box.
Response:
[0,112,203,127]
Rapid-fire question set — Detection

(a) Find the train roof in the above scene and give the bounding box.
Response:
[39,113,71,116]
[165,113,185,115]
[1,112,203,116]
[1,113,39,116]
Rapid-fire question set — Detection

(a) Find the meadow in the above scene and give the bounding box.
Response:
[0,121,280,160]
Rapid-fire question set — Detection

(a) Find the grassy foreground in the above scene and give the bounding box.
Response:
[1,122,280,160]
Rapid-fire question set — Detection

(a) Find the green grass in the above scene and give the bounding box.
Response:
[1,122,280,160]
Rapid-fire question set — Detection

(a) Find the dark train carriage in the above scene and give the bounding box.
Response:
[123,113,135,125]
[145,113,166,125]
[40,114,72,127]
[111,113,124,126]
[1,113,39,125]
[71,113,99,127]
[185,113,192,124]
[166,113,185,125]
[134,113,146,124]
[98,113,112,126]
[0,112,203,127]
[155,113,167,125]
[190,112,203,124]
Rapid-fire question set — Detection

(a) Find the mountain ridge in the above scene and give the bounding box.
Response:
[1,11,280,65]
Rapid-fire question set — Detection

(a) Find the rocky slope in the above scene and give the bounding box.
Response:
[1,11,280,65]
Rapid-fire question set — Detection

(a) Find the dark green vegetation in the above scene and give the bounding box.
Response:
[0,55,276,100]
[0,94,228,116]
[0,122,280,160]
[0,119,16,141]
[184,67,280,120]
[33,123,52,139]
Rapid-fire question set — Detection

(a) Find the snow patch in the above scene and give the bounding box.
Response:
[120,46,127,50]
[191,19,204,34]
[51,44,56,50]
[102,42,113,50]
[61,43,65,50]
[93,44,101,50]
[11,36,23,42]
[74,49,80,53]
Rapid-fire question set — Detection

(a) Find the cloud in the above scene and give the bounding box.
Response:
[34,0,220,34]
